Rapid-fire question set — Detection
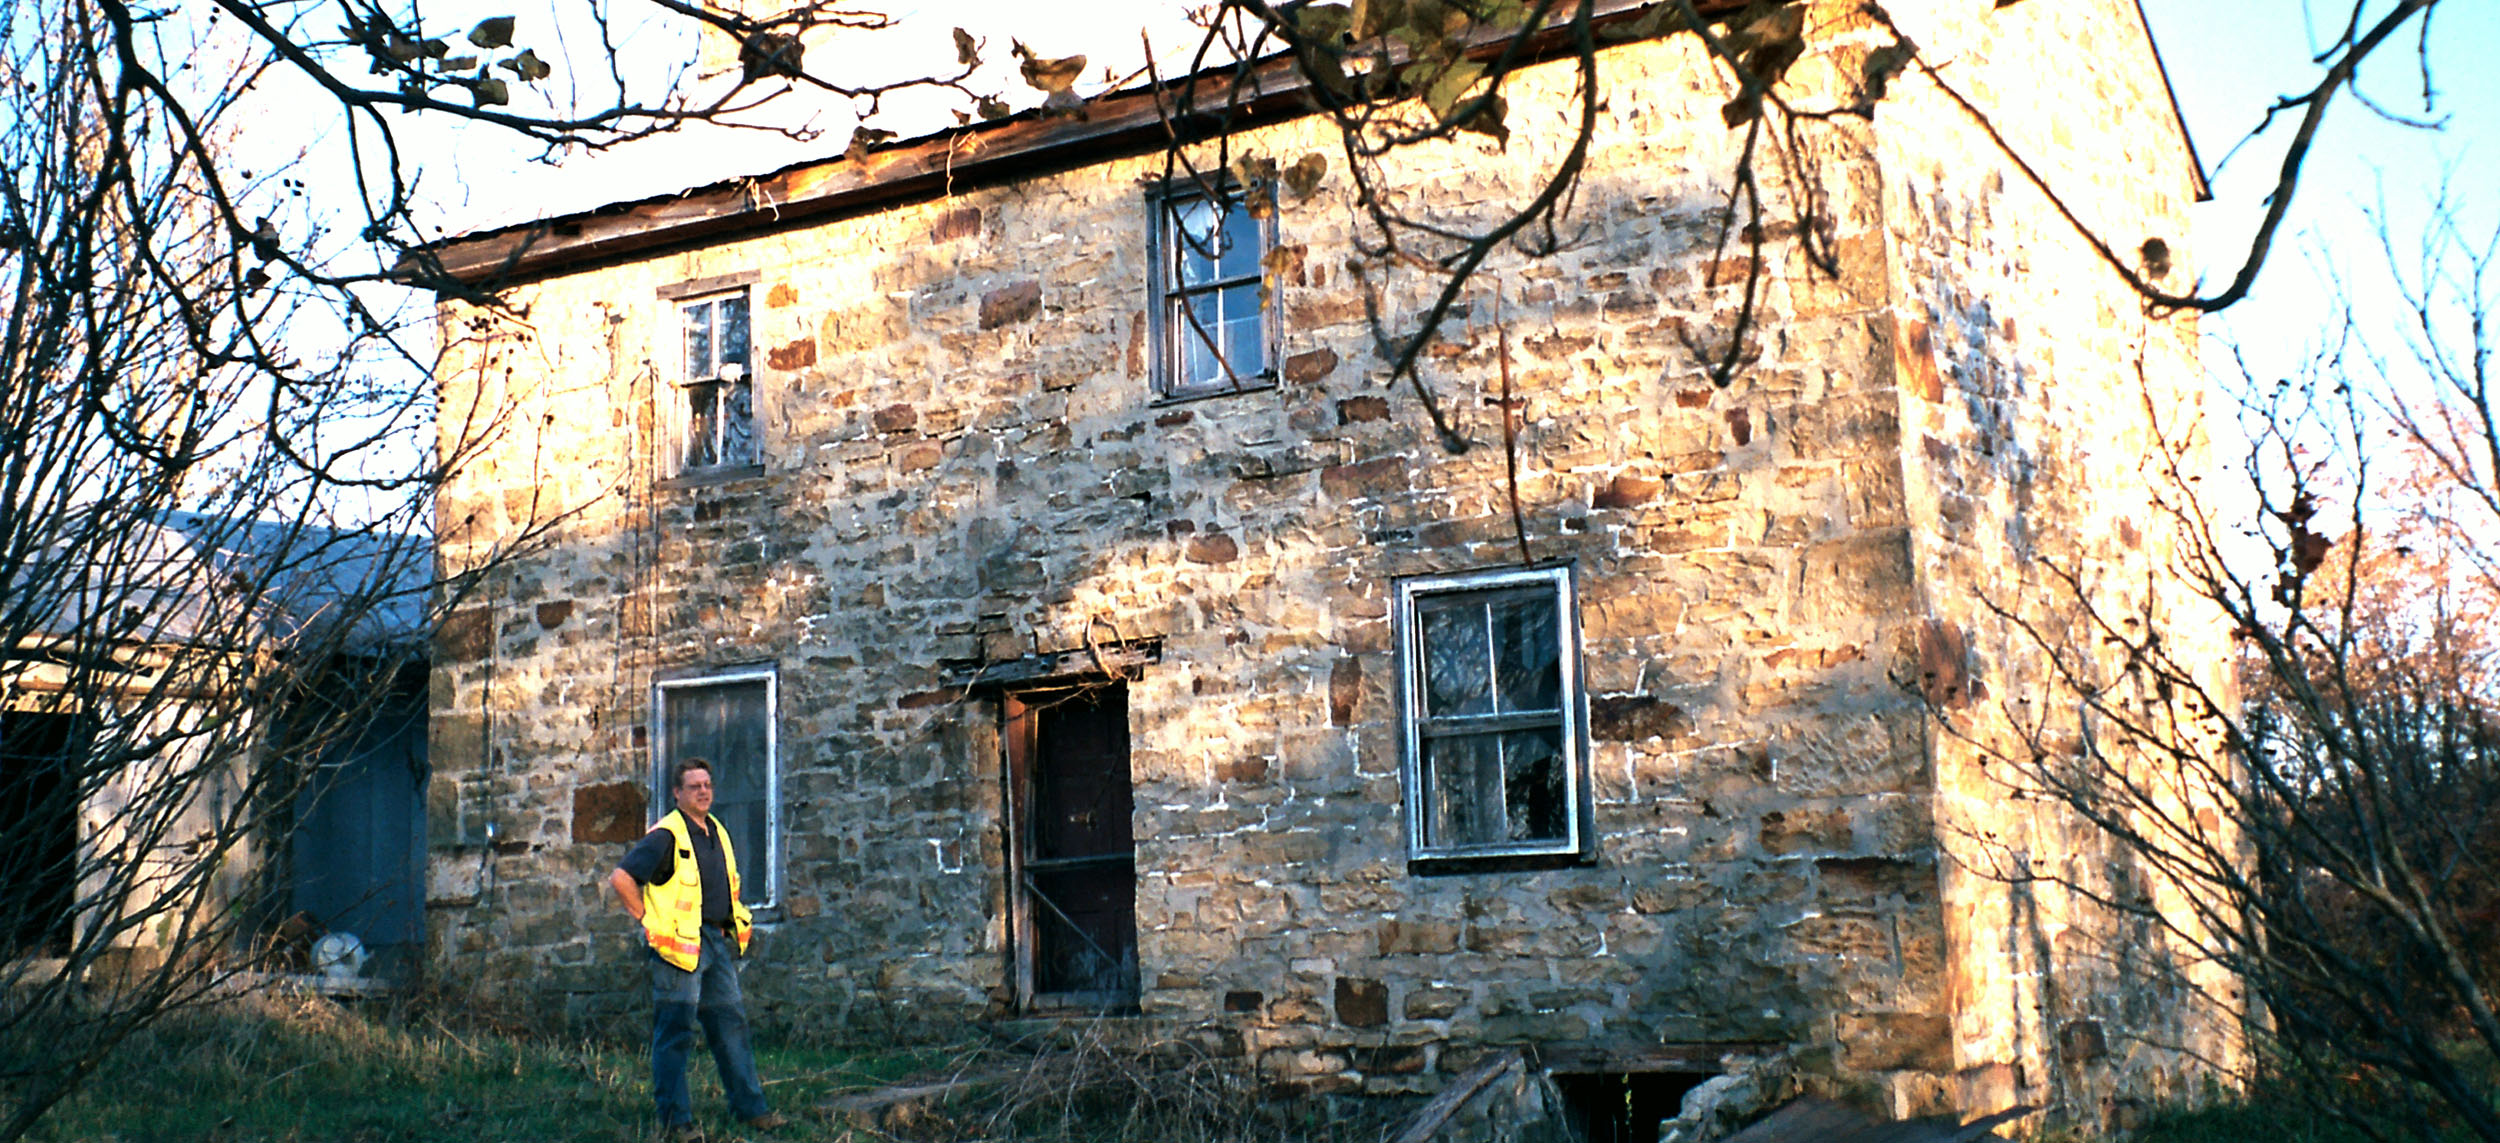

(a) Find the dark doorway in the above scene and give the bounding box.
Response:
[0,710,85,957]
[1004,684,1138,1010]
[290,668,427,977]
[1553,1072,1706,1143]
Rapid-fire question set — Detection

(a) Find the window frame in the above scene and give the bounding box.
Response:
[1145,181,1278,402]
[669,287,761,479]
[1393,564,1593,867]
[650,664,780,910]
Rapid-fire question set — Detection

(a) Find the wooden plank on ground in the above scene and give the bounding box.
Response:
[1386,1048,1524,1143]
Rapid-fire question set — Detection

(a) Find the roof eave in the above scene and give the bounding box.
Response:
[414,0,1745,289]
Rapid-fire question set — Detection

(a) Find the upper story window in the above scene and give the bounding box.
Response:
[1149,185,1273,400]
[653,665,779,909]
[676,290,757,474]
[1395,565,1591,866]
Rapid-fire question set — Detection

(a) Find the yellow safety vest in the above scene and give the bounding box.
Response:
[639,810,754,971]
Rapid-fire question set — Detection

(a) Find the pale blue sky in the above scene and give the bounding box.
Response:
[2141,0,2499,351]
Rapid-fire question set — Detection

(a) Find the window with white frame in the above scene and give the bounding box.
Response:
[1395,566,1589,863]
[1149,184,1273,399]
[675,290,757,473]
[653,667,778,907]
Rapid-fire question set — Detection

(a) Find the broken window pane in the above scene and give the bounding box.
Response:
[1420,599,1493,717]
[685,381,720,469]
[1425,733,1504,848]
[1221,284,1263,381]
[1491,594,1561,713]
[1180,291,1225,390]
[683,300,714,378]
[1421,728,1567,848]
[719,377,756,466]
[1500,727,1566,842]
[1215,205,1261,281]
[1173,198,1222,288]
[716,294,750,367]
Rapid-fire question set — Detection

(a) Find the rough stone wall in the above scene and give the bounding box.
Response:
[428,0,2223,1124]
[1862,0,2241,1129]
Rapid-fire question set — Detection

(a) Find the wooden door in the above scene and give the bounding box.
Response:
[1004,684,1137,1010]
[290,672,427,971]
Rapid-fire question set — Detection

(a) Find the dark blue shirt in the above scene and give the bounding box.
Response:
[618,814,733,926]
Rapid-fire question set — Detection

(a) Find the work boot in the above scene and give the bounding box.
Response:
[741,1111,790,1131]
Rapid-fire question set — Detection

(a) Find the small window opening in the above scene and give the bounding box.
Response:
[1552,1072,1706,1143]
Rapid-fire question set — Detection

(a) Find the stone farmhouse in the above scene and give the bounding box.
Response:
[424,0,2235,1131]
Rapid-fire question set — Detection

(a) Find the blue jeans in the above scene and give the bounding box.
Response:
[649,926,769,1126]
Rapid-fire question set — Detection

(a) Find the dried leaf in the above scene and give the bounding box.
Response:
[1859,40,1913,105]
[472,76,508,106]
[741,31,804,81]
[1283,153,1328,199]
[500,48,551,82]
[977,95,1012,120]
[1288,2,1352,41]
[1455,93,1508,143]
[467,16,515,49]
[1407,0,1448,37]
[1725,3,1806,74]
[1016,44,1086,94]
[952,26,979,67]
[846,126,897,161]
[1416,57,1485,123]
[1472,0,1530,31]
[439,54,477,73]
[1597,5,1687,41]
[1352,0,1404,40]
[243,216,280,260]
[1229,155,1278,203]
[421,37,449,58]
[1718,2,1805,127]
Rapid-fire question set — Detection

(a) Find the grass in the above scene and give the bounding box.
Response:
[24,992,950,1142]
[2133,1101,2389,1143]
[66,994,2482,1143]
[19,993,1404,1143]
[2133,1069,2498,1143]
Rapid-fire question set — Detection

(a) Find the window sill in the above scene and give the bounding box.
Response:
[1151,377,1277,407]
[1407,848,1593,876]
[658,464,766,491]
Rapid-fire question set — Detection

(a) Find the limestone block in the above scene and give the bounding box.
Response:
[1839,1011,1954,1073]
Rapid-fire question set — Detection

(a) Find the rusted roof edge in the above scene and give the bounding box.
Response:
[417,0,1744,290]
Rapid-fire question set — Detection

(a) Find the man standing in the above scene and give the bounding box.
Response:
[608,758,787,1139]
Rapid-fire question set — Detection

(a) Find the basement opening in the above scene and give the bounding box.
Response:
[1551,1071,1706,1143]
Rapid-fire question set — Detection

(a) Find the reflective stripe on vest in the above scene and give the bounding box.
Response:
[640,809,754,970]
